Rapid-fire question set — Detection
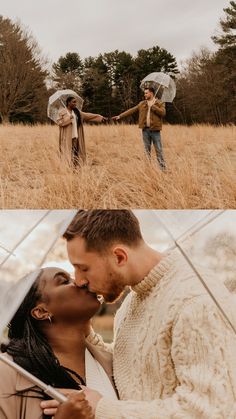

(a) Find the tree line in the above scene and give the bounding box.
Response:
[0,1,235,125]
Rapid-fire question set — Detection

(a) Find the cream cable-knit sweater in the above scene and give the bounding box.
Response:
[87,250,236,419]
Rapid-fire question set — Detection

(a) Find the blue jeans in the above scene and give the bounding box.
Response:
[142,128,166,170]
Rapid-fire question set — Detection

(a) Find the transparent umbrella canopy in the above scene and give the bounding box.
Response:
[0,210,77,402]
[0,210,236,402]
[152,210,236,334]
[140,72,176,102]
[47,89,84,123]
[132,209,236,334]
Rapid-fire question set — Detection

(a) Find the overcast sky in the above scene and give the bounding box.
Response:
[1,0,229,67]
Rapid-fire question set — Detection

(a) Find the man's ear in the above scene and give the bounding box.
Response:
[112,246,128,266]
[31,304,50,321]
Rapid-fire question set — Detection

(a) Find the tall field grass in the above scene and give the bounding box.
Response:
[0,123,235,208]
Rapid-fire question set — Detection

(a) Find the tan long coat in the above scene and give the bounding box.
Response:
[57,109,103,164]
[0,342,115,419]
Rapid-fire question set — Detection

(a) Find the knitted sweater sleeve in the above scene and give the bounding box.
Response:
[95,297,236,419]
[86,328,114,354]
[86,294,132,354]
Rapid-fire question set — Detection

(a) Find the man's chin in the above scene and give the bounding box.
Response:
[103,290,125,304]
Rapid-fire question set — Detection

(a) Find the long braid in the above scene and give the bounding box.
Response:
[73,107,82,127]
[66,96,82,127]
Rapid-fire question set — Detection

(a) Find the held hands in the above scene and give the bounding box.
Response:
[100,116,120,123]
[111,115,120,121]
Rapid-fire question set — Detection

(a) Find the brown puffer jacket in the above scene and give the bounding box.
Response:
[119,100,166,130]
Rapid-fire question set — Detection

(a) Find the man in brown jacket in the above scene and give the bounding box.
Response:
[112,87,166,170]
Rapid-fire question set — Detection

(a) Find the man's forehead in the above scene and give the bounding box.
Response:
[67,236,96,259]
[67,236,86,250]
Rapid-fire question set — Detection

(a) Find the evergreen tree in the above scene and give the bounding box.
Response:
[50,45,179,119]
[0,16,48,123]
[212,1,236,123]
[52,52,83,92]
[102,50,136,114]
[212,1,236,50]
[81,55,111,116]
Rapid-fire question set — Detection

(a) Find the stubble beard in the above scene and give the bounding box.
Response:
[103,270,126,304]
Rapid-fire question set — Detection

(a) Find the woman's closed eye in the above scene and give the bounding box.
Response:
[59,278,70,285]
[55,273,73,286]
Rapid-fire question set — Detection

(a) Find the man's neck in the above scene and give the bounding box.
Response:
[128,243,164,287]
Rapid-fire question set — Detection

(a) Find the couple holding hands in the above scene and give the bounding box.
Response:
[0,210,236,419]
[57,88,166,170]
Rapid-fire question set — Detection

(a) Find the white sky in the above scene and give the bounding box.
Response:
[0,0,229,67]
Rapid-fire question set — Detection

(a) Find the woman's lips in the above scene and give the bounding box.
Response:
[86,288,104,303]
[75,285,102,301]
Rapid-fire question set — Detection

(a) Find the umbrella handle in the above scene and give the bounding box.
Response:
[60,98,66,108]
[154,74,166,99]
[0,354,68,403]
[44,385,68,402]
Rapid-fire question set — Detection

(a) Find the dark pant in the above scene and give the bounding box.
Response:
[72,138,80,167]
[142,128,166,170]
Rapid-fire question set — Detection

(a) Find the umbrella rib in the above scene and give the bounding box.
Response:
[38,211,77,267]
[175,210,225,243]
[0,243,16,257]
[176,243,236,335]
[154,211,236,336]
[0,211,51,268]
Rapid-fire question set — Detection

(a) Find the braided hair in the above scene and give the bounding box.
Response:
[1,270,82,417]
[66,96,82,127]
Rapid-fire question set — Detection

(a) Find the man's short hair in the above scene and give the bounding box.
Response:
[63,210,143,253]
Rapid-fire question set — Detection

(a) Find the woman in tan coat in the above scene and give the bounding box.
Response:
[0,267,117,419]
[57,97,105,166]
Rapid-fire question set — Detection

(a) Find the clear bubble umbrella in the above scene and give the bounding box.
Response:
[47,89,84,123]
[140,72,176,102]
[1,209,236,404]
[150,210,236,335]
[0,210,77,403]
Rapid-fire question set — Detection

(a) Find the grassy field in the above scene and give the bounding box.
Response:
[0,123,235,208]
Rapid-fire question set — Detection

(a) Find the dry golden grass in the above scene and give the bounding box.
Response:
[0,123,235,208]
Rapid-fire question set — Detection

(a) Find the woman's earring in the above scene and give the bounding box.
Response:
[48,315,52,324]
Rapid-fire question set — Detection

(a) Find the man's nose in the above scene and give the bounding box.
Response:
[74,271,88,288]
[75,278,88,288]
